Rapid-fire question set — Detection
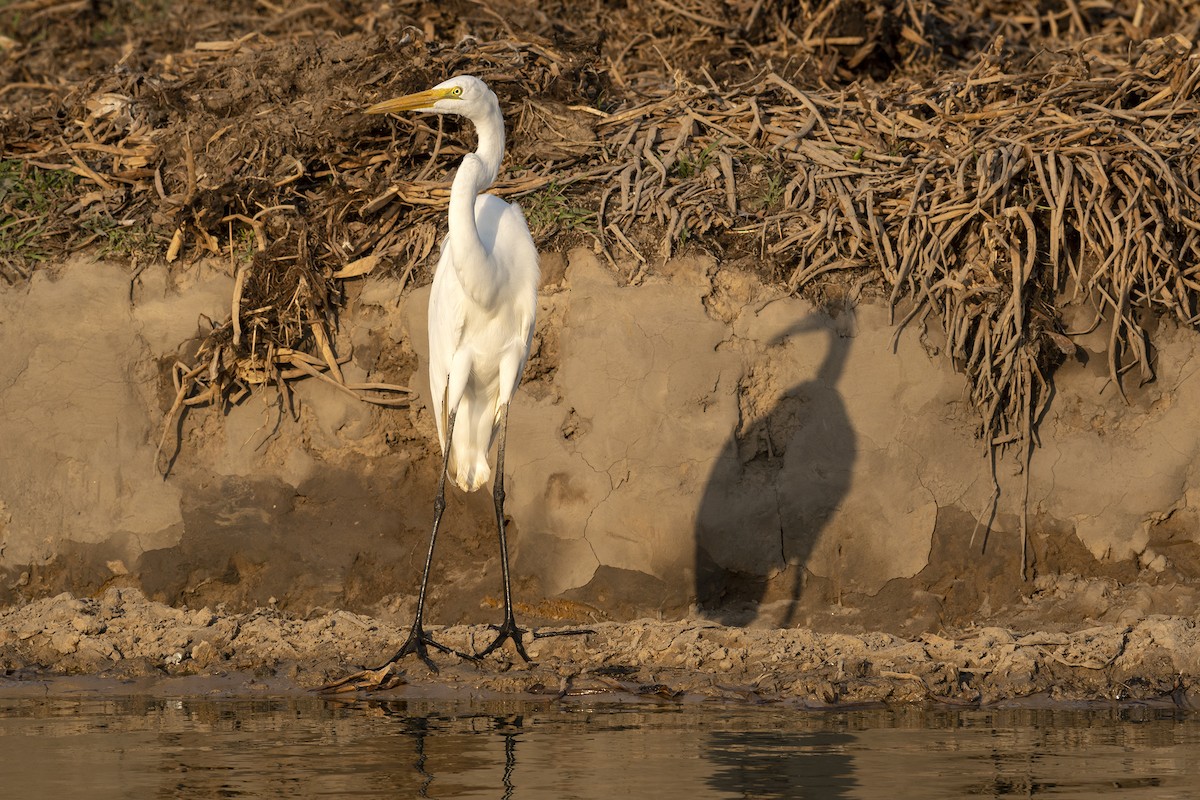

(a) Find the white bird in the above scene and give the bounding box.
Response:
[365,75,538,668]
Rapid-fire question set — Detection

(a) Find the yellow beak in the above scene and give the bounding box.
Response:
[365,87,454,115]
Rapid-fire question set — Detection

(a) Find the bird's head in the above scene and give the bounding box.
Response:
[366,75,497,120]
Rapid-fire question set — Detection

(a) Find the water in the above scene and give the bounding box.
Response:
[1,692,1198,798]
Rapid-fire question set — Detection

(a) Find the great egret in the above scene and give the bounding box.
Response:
[366,75,539,669]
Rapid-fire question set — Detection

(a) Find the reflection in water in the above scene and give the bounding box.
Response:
[0,695,1198,799]
[705,729,856,798]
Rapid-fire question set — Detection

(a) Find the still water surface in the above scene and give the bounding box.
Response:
[1,693,1197,798]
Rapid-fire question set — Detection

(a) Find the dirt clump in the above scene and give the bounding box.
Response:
[3,587,1199,707]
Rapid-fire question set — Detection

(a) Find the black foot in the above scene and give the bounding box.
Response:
[376,623,473,673]
[474,619,596,662]
[477,615,531,662]
[315,624,474,694]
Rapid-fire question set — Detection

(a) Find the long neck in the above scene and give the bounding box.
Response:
[447,102,506,308]
[471,102,505,186]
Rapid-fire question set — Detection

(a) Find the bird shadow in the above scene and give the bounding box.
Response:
[694,309,857,626]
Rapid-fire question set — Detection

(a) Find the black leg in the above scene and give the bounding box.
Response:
[375,409,471,672]
[477,405,532,661]
[475,405,596,661]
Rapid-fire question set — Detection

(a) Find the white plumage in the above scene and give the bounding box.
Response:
[371,75,538,491]
[364,74,540,666]
[428,161,538,491]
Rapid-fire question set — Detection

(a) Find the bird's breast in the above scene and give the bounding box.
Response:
[460,304,528,361]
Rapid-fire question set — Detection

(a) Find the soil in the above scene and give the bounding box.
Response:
[4,2,1200,705]
[2,584,1199,707]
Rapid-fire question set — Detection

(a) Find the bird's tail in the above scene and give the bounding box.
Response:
[446,382,498,492]
[450,454,491,493]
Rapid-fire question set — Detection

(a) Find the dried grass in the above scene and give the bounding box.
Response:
[599,34,1200,463]
[2,2,1200,493]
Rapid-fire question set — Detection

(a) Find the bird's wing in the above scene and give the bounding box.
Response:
[505,199,539,376]
[490,198,538,321]
[427,244,467,453]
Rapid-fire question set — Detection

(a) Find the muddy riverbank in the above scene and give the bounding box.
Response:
[3,587,1198,707]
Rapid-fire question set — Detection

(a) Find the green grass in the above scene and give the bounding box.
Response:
[222,225,257,264]
[90,219,162,261]
[0,159,78,267]
[522,181,595,235]
[757,172,786,211]
[674,139,723,179]
[0,159,163,275]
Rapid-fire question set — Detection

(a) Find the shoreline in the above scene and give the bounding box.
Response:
[3,588,1197,708]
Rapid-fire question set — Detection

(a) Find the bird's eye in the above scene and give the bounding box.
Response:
[450,87,463,97]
